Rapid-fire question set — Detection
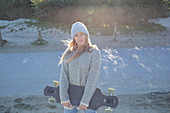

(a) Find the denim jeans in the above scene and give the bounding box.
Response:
[64,106,97,113]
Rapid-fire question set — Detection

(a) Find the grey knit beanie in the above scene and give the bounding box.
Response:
[71,22,89,39]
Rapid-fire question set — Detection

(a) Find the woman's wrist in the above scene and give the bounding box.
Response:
[80,102,88,107]
[61,100,70,104]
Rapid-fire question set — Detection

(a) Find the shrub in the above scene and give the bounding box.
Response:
[32,0,169,26]
[0,0,34,20]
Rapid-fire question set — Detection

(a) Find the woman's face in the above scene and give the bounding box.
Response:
[74,32,86,47]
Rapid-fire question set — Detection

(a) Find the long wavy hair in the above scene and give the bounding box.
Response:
[59,33,97,65]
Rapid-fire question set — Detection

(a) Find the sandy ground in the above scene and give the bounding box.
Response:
[0,18,170,113]
[0,92,170,113]
[0,30,170,113]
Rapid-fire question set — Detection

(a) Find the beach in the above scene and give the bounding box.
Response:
[0,92,170,113]
[0,18,170,113]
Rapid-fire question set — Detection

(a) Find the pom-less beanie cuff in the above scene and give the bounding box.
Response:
[71,22,89,39]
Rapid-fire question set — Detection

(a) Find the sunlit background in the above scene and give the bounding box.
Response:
[0,0,169,35]
[0,0,170,113]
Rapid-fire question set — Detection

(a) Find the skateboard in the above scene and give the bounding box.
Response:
[44,81,119,110]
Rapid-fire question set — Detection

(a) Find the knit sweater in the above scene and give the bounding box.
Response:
[59,47,101,107]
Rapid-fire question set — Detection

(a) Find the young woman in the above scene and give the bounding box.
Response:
[59,22,101,113]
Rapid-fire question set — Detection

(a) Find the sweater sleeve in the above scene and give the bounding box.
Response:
[80,48,101,107]
[59,57,70,104]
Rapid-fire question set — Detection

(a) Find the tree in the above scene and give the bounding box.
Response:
[31,28,48,45]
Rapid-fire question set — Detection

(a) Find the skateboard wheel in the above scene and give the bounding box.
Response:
[53,80,59,87]
[108,88,115,95]
[48,97,55,104]
[105,108,112,113]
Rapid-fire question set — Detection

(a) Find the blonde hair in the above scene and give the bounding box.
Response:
[59,33,97,65]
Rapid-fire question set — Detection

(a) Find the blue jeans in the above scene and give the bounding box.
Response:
[64,106,97,113]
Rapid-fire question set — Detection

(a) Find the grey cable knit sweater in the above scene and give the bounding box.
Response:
[59,47,101,107]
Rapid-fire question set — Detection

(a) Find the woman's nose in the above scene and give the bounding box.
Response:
[77,36,82,39]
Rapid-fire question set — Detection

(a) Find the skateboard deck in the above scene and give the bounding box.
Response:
[44,84,119,110]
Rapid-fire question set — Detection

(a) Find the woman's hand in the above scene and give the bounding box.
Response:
[62,102,72,107]
[79,104,87,110]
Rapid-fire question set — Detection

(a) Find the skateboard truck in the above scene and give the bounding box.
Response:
[105,88,115,113]
[48,80,59,104]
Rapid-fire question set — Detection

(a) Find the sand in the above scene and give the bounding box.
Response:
[0,28,170,53]
[0,18,170,113]
[0,92,170,113]
[1,30,170,113]
[0,17,170,54]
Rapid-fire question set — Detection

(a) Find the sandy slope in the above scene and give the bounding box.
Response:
[0,18,170,53]
[0,29,170,53]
